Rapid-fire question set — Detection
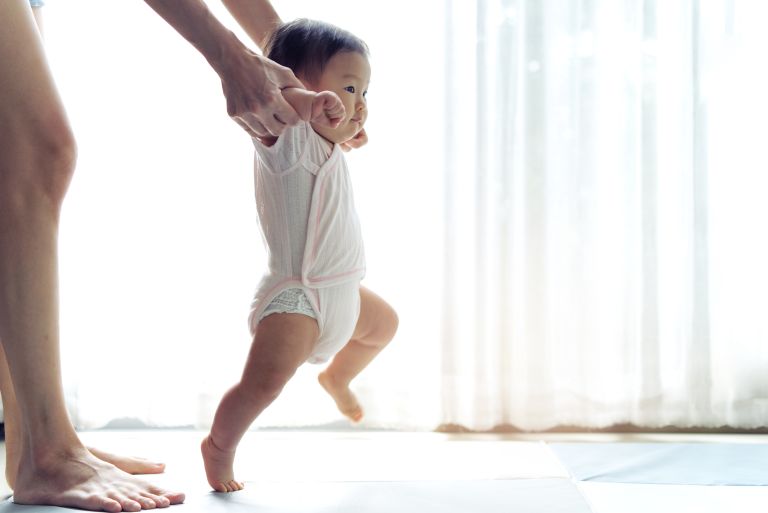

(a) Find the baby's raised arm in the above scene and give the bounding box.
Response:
[255,88,344,146]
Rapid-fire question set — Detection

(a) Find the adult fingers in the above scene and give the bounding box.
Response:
[273,62,305,90]
[272,91,302,126]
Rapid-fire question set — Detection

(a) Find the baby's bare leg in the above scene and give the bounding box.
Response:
[201,313,318,492]
[319,287,398,422]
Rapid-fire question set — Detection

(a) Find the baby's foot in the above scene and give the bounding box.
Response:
[318,372,363,423]
[13,445,183,511]
[200,435,243,493]
[88,447,166,475]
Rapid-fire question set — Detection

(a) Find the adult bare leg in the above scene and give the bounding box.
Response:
[318,286,398,422]
[0,344,21,489]
[0,1,183,510]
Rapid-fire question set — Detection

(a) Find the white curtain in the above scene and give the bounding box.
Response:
[42,0,768,432]
[441,0,768,431]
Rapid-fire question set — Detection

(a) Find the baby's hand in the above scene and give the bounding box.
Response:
[280,87,345,129]
[310,91,345,129]
[341,127,368,152]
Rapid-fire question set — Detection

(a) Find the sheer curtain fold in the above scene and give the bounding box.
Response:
[441,0,768,431]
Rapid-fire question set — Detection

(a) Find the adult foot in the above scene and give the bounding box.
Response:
[200,435,243,493]
[5,445,165,490]
[88,448,166,476]
[318,371,363,422]
[12,445,184,512]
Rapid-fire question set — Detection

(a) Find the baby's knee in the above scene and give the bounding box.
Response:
[363,304,398,348]
[382,304,399,341]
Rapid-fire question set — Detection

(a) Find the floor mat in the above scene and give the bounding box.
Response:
[1,479,593,513]
[77,431,569,482]
[578,482,768,513]
[551,443,768,485]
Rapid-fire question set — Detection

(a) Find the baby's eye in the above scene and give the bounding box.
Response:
[363,90,368,98]
[344,86,356,94]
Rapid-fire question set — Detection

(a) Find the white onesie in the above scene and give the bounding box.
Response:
[248,122,366,364]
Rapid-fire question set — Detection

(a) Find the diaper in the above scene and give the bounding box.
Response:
[250,280,361,364]
[260,288,317,320]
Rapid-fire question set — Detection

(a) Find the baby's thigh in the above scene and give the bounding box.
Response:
[246,313,319,378]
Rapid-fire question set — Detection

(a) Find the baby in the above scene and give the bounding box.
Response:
[201,18,398,493]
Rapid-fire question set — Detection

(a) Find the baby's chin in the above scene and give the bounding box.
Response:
[311,121,360,145]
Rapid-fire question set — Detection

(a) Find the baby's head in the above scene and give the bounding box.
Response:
[266,19,370,144]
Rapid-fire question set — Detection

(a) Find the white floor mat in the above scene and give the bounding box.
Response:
[551,443,768,485]
[1,479,593,513]
[579,482,768,513]
[2,432,767,512]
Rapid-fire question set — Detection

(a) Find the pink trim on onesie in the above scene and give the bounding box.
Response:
[305,268,366,285]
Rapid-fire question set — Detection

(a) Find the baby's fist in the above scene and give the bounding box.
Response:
[311,91,345,129]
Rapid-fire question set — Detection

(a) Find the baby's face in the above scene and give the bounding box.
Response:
[306,51,370,144]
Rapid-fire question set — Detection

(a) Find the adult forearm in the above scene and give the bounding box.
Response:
[221,0,281,52]
[144,0,306,138]
[144,0,245,74]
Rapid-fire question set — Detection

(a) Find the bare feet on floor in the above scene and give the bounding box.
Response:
[200,435,244,493]
[318,371,363,423]
[12,445,184,512]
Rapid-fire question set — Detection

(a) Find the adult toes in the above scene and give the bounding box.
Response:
[141,492,169,508]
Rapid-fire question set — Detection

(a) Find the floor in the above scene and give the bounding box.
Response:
[1,430,767,512]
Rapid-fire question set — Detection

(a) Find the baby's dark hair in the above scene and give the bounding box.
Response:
[265,18,369,84]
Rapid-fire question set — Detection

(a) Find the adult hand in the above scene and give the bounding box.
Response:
[143,0,306,138]
[218,49,306,138]
[341,127,368,152]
